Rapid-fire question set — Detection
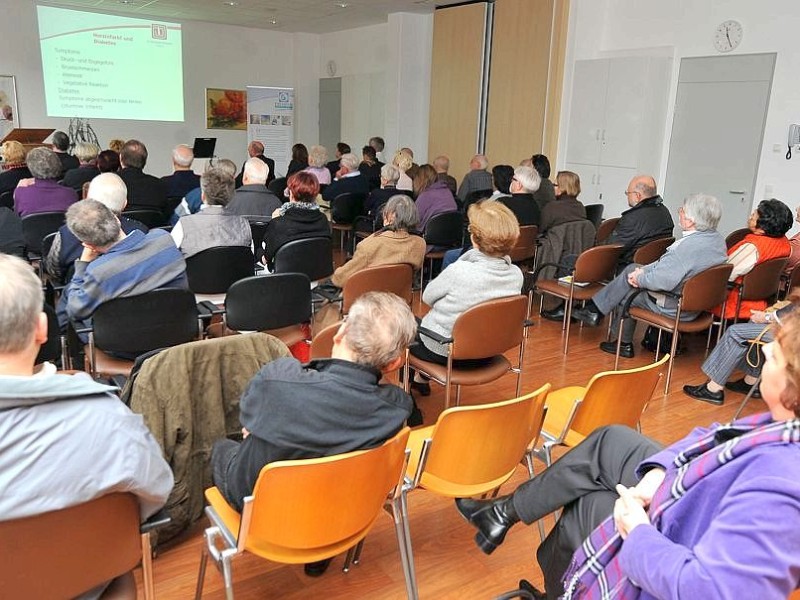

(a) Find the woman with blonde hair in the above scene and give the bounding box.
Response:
[393,149,414,192]
[0,141,31,197]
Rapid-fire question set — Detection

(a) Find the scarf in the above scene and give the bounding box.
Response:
[561,413,800,600]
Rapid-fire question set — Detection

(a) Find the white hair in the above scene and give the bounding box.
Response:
[0,255,43,354]
[87,172,128,214]
[513,165,541,193]
[172,144,194,168]
[339,153,360,171]
[244,157,269,184]
[473,154,489,170]
[682,193,722,231]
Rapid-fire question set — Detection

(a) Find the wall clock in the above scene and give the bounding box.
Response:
[714,20,743,53]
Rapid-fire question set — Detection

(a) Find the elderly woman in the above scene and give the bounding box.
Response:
[330,195,425,288]
[414,164,457,232]
[303,144,331,185]
[457,300,800,600]
[393,149,414,192]
[286,143,309,177]
[539,170,587,234]
[13,147,78,217]
[0,141,31,197]
[61,142,101,194]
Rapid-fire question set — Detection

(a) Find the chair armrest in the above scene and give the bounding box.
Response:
[140,508,171,534]
[532,261,571,284]
[197,300,224,318]
[313,282,342,302]
[620,288,651,318]
[416,324,452,346]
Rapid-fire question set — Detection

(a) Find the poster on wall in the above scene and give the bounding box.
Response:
[246,86,294,177]
[0,75,19,142]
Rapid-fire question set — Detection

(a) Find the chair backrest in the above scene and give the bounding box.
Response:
[595,217,619,243]
[331,192,366,224]
[185,246,254,294]
[243,428,410,556]
[225,273,312,331]
[680,263,734,313]
[342,263,413,313]
[451,295,528,360]
[273,236,334,282]
[419,386,549,495]
[584,204,604,229]
[740,256,789,301]
[785,266,800,297]
[92,288,199,355]
[569,355,668,438]
[424,210,464,247]
[121,209,166,229]
[35,302,61,366]
[632,237,674,265]
[267,177,287,197]
[0,190,13,209]
[22,211,66,255]
[573,244,624,283]
[508,225,539,263]
[247,219,269,263]
[0,493,141,600]
[310,320,341,359]
[725,227,750,249]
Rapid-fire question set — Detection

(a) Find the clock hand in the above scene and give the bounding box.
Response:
[726,27,731,46]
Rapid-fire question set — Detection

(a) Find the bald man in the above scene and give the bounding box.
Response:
[235,141,275,188]
[161,144,201,199]
[457,154,493,203]
[604,175,674,264]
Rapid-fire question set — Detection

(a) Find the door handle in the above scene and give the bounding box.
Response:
[728,190,746,194]
[596,129,601,141]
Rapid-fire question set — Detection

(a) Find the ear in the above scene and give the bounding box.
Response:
[33,312,48,347]
[332,320,348,347]
[382,354,404,375]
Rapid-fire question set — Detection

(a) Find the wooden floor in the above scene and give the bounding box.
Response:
[135,292,763,599]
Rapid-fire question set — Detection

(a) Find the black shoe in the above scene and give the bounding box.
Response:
[455,496,519,555]
[683,383,724,405]
[599,340,634,358]
[410,379,431,396]
[494,580,547,600]
[541,304,566,322]
[725,378,761,398]
[572,306,602,327]
[304,558,332,577]
[408,405,424,427]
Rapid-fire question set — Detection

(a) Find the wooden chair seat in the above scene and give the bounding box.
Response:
[629,307,714,333]
[414,355,512,387]
[535,279,606,302]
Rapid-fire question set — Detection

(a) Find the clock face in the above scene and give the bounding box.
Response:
[714,20,743,53]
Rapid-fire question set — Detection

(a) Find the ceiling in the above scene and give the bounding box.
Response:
[39,0,468,34]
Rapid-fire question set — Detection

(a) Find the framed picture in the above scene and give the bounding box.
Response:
[205,88,246,130]
[0,75,19,141]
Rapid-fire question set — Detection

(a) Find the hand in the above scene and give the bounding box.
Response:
[750,310,768,324]
[241,427,250,439]
[16,177,34,188]
[614,484,651,539]
[627,267,644,288]
[79,245,101,263]
[629,468,665,507]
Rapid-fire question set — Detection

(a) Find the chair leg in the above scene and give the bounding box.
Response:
[194,546,209,600]
[455,385,462,407]
[222,554,235,600]
[614,321,624,370]
[391,494,419,600]
[732,374,763,420]
[563,299,573,354]
[343,546,355,573]
[353,539,365,565]
[141,532,155,600]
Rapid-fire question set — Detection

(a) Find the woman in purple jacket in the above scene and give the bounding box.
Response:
[456,294,800,599]
[413,164,457,232]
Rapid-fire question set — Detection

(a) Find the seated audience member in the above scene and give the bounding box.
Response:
[786,204,800,276]
[45,173,148,285]
[0,140,31,196]
[184,158,237,216]
[171,168,252,259]
[321,152,369,203]
[604,175,674,264]
[50,130,79,176]
[364,164,409,224]
[227,157,282,218]
[13,147,78,217]
[456,309,800,599]
[60,142,100,194]
[684,294,798,405]
[359,145,382,191]
[531,153,556,211]
[414,164,457,232]
[330,195,426,288]
[0,208,24,257]
[210,292,417,574]
[572,193,727,358]
[263,171,331,269]
[539,170,588,234]
[303,144,332,185]
[107,138,125,154]
[326,142,351,181]
[118,139,172,223]
[58,199,187,334]
[401,147,420,181]
[499,165,542,226]
[713,198,793,321]
[410,202,523,394]
[369,136,386,163]
[486,164,514,201]
[433,155,458,196]
[393,149,414,192]
[161,144,201,200]
[97,149,121,173]
[457,154,493,204]
[235,141,275,188]
[0,253,173,597]
[286,143,309,177]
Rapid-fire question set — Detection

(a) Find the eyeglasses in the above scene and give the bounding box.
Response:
[624,190,637,196]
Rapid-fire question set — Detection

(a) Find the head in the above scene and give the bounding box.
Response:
[531,154,551,179]
[380,164,400,187]
[243,157,269,185]
[555,171,581,197]
[433,155,450,174]
[680,193,721,232]
[748,199,794,237]
[762,300,800,419]
[393,149,413,172]
[382,194,419,231]
[73,142,99,164]
[108,139,125,154]
[172,144,194,170]
[248,140,265,158]
[200,168,235,207]
[51,131,70,152]
[469,154,488,171]
[491,165,514,195]
[624,175,657,207]
[120,139,148,169]
[0,255,47,373]
[96,150,121,173]
[286,171,319,203]
[338,153,360,174]
[467,201,520,257]
[87,173,128,214]
[213,158,238,178]
[66,199,123,249]
[336,142,351,158]
[401,147,415,159]
[412,164,438,195]
[26,147,62,180]
[292,143,309,163]
[369,136,385,153]
[362,145,377,164]
[308,144,328,168]
[332,292,417,372]
[1,140,26,164]
[519,158,533,168]
[510,165,541,194]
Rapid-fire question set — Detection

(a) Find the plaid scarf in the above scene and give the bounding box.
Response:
[561,413,800,600]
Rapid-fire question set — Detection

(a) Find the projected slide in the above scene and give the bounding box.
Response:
[37,5,184,121]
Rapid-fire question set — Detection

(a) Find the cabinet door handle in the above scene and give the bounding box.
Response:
[596,129,601,141]
[597,174,601,185]
[601,129,606,141]
[592,174,596,185]
[728,190,746,194]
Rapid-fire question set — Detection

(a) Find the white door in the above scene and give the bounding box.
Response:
[663,54,775,236]
[565,60,608,166]
[601,57,647,169]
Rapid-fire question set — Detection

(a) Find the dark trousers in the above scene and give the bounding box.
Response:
[511,425,663,598]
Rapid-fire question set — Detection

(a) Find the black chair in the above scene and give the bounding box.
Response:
[246,218,270,264]
[185,246,255,295]
[268,177,287,198]
[0,190,13,209]
[226,274,312,332]
[22,211,66,261]
[121,209,166,229]
[331,192,366,253]
[463,189,493,211]
[584,204,604,229]
[421,210,464,287]
[273,236,334,283]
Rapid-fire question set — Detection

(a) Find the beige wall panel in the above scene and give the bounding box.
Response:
[428,3,487,185]
[543,0,570,163]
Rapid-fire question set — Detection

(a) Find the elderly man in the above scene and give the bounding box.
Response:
[604,175,674,264]
[50,130,79,175]
[325,142,351,181]
[572,193,727,358]
[0,254,173,597]
[118,139,172,223]
[235,140,275,188]
[321,152,369,203]
[161,144,201,200]
[433,155,458,196]
[211,291,416,574]
[60,142,100,194]
[457,154,493,204]
[13,147,78,216]
[227,157,282,218]
[499,165,542,226]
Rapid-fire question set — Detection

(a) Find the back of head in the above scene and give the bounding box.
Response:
[393,149,413,172]
[531,154,551,179]
[381,164,400,184]
[66,199,122,247]
[97,150,121,173]
[287,171,319,203]
[682,193,721,231]
[369,136,385,152]
[632,175,657,200]
[87,173,128,214]
[433,155,450,172]
[292,143,309,163]
[472,154,489,170]
[413,164,438,194]
[756,199,794,238]
[383,194,419,231]
[248,140,264,157]
[201,168,235,206]
[401,147,415,159]
[213,158,238,178]
[74,142,100,164]
[337,142,351,155]
[244,157,268,184]
[308,145,328,168]
[1,140,26,164]
[556,170,581,197]
[492,165,514,195]
[362,145,377,162]
[467,201,520,256]
[121,139,148,169]
[339,152,360,172]
[27,147,62,180]
[172,144,194,168]
[108,139,125,154]
[344,291,417,371]
[51,131,70,152]
[0,255,43,354]
[513,165,541,193]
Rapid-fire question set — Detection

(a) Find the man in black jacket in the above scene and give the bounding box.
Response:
[235,141,275,188]
[118,139,172,224]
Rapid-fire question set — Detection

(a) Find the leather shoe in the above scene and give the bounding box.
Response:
[304,558,332,577]
[572,306,602,327]
[410,379,431,396]
[599,340,634,358]
[455,496,519,555]
[683,383,724,405]
[541,305,566,322]
[725,378,761,398]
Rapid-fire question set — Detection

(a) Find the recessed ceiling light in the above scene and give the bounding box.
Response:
[270,18,278,25]
[337,2,349,7]
[223,1,238,5]
[119,0,136,4]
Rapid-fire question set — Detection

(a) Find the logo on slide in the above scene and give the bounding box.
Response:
[279,92,289,103]
[152,24,167,40]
